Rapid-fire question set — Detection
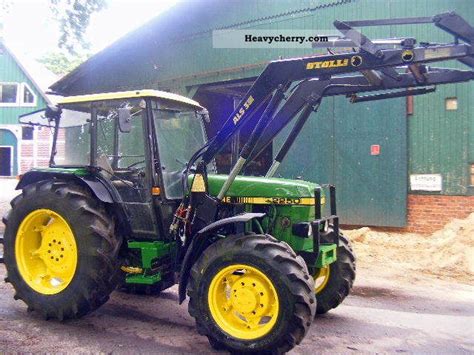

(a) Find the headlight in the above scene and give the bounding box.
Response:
[292,222,312,238]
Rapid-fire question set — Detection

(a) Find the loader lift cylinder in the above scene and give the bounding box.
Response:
[265,101,320,177]
[216,86,286,199]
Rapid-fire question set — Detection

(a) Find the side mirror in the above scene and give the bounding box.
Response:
[198,108,210,123]
[118,108,132,133]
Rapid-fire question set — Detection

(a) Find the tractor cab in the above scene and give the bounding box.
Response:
[19,90,210,238]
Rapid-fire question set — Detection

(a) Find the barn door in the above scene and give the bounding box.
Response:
[333,97,407,227]
[276,96,407,227]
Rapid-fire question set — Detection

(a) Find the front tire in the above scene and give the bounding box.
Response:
[2,180,121,320]
[188,234,316,353]
[314,233,356,314]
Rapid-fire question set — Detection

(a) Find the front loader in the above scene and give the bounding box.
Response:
[2,12,474,353]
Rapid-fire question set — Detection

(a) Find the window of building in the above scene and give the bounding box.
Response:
[0,83,19,105]
[21,83,36,106]
[22,126,34,140]
[445,97,458,111]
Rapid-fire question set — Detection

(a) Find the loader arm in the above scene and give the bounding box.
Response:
[195,12,473,192]
[202,43,473,164]
[175,11,474,307]
[178,11,474,245]
[250,67,474,168]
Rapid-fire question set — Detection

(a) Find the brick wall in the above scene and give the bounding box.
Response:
[19,126,52,174]
[404,194,474,234]
[19,126,67,174]
[364,194,474,235]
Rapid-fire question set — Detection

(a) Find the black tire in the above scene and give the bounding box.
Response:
[2,179,121,320]
[188,234,316,354]
[315,233,356,315]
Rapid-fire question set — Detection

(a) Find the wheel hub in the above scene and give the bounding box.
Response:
[208,264,279,340]
[232,287,257,313]
[39,223,75,273]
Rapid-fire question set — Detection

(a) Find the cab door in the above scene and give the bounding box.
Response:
[94,98,161,239]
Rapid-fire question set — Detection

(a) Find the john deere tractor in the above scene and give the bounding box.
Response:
[2,12,474,353]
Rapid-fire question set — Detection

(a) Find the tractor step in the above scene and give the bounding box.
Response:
[125,272,161,285]
[125,240,175,285]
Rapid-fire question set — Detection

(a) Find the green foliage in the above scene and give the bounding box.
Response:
[0,0,12,12]
[38,51,89,75]
[49,0,107,55]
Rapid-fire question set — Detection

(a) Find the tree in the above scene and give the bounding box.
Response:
[49,0,107,55]
[38,51,89,76]
[0,0,11,12]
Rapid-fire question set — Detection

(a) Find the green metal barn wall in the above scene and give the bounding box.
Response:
[97,0,470,224]
[0,45,48,124]
[272,93,407,226]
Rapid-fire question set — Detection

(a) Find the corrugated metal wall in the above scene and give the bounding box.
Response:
[385,0,473,196]
[146,0,473,198]
[53,0,473,200]
[274,92,408,227]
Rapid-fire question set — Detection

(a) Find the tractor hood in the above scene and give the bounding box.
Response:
[205,174,323,205]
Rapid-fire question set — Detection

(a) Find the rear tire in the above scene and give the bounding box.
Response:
[188,234,316,353]
[2,179,121,320]
[315,233,356,315]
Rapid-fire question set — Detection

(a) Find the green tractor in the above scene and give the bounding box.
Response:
[4,90,348,352]
[3,12,474,353]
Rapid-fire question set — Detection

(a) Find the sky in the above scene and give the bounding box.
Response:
[1,0,180,60]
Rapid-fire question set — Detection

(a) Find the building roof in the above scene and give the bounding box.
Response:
[0,40,55,105]
[58,89,202,108]
[50,0,350,95]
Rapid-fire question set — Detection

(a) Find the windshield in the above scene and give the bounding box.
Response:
[55,102,91,166]
[153,106,207,199]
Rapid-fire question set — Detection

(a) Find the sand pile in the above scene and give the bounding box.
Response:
[344,213,474,283]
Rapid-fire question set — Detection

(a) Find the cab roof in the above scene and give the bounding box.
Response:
[58,89,202,109]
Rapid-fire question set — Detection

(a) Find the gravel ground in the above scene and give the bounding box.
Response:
[0,179,473,353]
[0,267,472,354]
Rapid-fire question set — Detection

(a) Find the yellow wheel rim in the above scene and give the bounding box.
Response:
[208,264,279,340]
[15,209,78,295]
[314,266,330,294]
